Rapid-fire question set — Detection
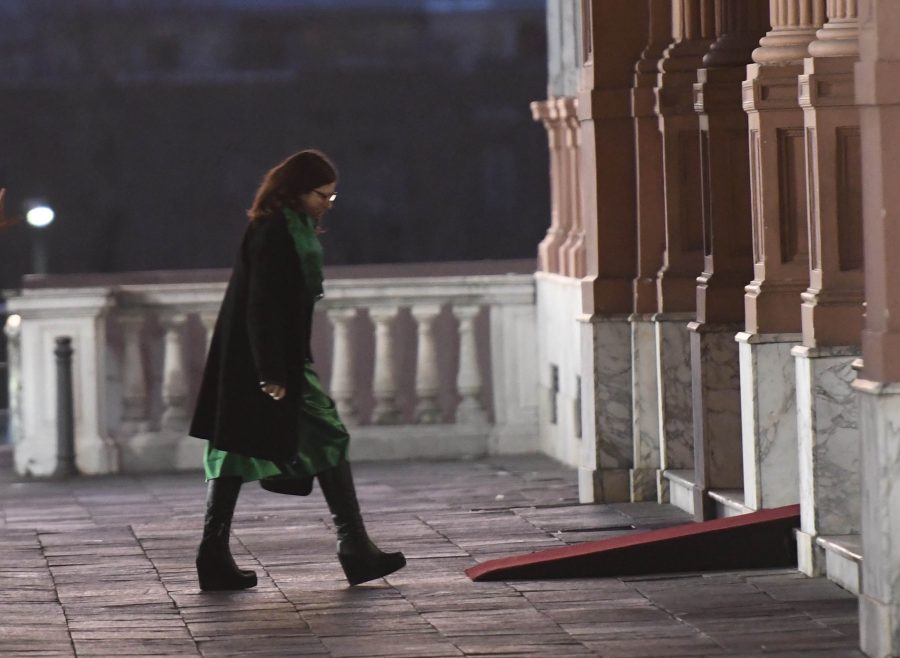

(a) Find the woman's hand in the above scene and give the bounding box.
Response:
[261,382,286,401]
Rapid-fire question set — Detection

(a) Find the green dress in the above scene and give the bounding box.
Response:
[203,208,350,482]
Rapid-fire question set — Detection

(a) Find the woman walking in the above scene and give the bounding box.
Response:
[189,150,405,590]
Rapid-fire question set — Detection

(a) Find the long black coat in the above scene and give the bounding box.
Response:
[189,212,314,462]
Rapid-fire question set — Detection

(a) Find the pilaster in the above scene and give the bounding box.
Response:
[576,1,649,503]
[652,0,714,511]
[629,2,672,504]
[740,0,826,513]
[794,0,863,577]
[689,0,768,520]
[855,1,900,655]
[799,1,864,348]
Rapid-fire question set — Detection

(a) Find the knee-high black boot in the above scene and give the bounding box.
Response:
[317,460,406,586]
[196,476,257,591]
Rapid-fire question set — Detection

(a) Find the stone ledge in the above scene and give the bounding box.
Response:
[817,533,863,595]
[708,489,753,518]
[664,469,695,516]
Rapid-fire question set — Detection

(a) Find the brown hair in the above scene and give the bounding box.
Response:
[247,149,338,221]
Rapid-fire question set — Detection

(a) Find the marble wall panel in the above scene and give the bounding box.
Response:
[631,315,660,501]
[656,314,695,473]
[692,325,744,491]
[579,314,633,502]
[738,333,802,510]
[794,345,861,574]
[856,381,900,658]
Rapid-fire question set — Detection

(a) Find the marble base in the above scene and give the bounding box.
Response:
[737,332,802,510]
[630,315,660,502]
[655,314,695,504]
[578,313,633,503]
[817,535,862,595]
[690,322,744,519]
[794,344,861,576]
[854,378,900,658]
[796,529,826,577]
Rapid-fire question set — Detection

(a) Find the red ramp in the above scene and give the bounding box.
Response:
[466,504,800,582]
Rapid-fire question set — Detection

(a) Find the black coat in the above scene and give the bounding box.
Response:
[189,212,314,462]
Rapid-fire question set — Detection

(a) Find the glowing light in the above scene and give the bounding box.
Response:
[26,206,55,228]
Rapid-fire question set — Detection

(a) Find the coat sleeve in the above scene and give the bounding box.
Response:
[244,219,289,385]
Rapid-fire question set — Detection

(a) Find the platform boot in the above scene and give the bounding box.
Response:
[196,476,258,591]
[317,460,406,585]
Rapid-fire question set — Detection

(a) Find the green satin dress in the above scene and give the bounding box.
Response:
[203,208,350,482]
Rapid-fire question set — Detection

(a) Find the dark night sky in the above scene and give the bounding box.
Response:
[0,0,549,290]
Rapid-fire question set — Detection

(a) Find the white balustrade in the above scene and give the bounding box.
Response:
[453,305,487,425]
[327,307,358,425]
[160,314,189,432]
[412,304,443,423]
[119,314,148,435]
[369,305,401,425]
[5,268,538,474]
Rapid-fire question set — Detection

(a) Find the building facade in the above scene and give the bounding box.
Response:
[532,1,900,655]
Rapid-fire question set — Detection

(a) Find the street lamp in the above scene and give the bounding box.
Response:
[24,200,55,275]
[26,205,55,228]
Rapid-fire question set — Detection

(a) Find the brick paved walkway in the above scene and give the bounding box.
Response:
[0,455,861,657]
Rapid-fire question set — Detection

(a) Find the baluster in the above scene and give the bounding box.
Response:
[369,306,400,424]
[160,314,189,432]
[412,304,443,423]
[453,305,486,424]
[200,312,216,353]
[119,315,149,434]
[327,307,358,426]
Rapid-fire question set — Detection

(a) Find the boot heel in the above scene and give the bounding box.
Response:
[196,557,258,591]
[338,552,406,586]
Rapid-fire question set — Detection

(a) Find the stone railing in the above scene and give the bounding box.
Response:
[3,263,538,475]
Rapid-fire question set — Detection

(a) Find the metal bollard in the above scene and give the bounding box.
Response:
[54,336,76,477]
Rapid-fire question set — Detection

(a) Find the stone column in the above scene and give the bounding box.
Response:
[630,1,672,503]
[577,0,649,503]
[739,0,825,514]
[794,0,863,576]
[689,0,769,520]
[370,306,400,425]
[853,1,900,654]
[412,304,443,424]
[652,0,716,511]
[454,305,487,425]
[327,308,358,426]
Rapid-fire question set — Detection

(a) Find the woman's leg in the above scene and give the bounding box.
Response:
[316,459,406,586]
[196,476,257,591]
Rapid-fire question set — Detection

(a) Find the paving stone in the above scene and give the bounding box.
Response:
[0,456,868,657]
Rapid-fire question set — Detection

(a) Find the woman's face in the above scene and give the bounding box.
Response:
[299,182,337,221]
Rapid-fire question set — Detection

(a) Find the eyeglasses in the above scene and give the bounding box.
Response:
[311,190,337,203]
